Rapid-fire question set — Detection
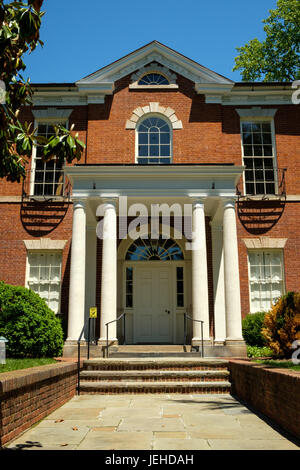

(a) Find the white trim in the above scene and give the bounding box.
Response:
[23,239,67,251]
[25,250,63,314]
[30,118,69,197]
[247,248,286,313]
[243,238,288,249]
[239,117,278,195]
[126,103,183,130]
[236,107,277,119]
[134,113,173,164]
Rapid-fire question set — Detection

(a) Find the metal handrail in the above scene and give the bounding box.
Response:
[77,316,96,395]
[105,312,126,358]
[183,313,204,357]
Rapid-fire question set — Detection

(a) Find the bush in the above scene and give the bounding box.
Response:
[262,291,300,358]
[242,311,267,346]
[246,345,273,358]
[0,282,64,358]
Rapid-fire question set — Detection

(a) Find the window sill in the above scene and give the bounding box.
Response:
[129,84,179,90]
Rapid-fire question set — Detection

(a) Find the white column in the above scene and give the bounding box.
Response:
[99,199,117,343]
[211,222,226,343]
[190,198,210,343]
[85,225,97,340]
[223,198,243,340]
[67,199,86,341]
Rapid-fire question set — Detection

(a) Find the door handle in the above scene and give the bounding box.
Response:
[165,309,171,314]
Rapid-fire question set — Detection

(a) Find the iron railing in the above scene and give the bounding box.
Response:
[105,312,126,358]
[183,313,204,357]
[238,167,287,198]
[77,316,96,395]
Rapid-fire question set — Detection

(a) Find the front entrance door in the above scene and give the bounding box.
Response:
[134,265,173,343]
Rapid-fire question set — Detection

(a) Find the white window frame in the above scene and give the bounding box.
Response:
[25,250,63,314]
[135,113,173,164]
[240,117,279,196]
[247,248,285,313]
[30,114,70,197]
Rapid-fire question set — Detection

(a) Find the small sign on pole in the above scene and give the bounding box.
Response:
[89,307,97,318]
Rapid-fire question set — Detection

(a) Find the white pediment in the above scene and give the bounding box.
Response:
[76,41,234,97]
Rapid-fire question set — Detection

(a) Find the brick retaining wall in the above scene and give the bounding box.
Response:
[0,362,79,446]
[229,360,300,440]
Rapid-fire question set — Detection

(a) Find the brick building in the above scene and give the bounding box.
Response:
[0,41,299,357]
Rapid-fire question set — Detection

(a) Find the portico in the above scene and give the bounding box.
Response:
[64,164,246,356]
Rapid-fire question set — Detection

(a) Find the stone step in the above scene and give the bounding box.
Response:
[78,380,231,394]
[83,358,229,372]
[80,369,230,382]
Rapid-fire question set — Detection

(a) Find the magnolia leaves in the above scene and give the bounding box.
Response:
[0,1,85,182]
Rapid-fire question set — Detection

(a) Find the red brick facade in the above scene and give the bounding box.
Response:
[0,43,299,344]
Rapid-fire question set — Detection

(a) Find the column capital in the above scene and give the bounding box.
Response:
[189,196,207,208]
[222,197,237,210]
[72,197,87,209]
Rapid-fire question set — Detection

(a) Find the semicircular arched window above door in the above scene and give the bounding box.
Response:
[125,236,184,261]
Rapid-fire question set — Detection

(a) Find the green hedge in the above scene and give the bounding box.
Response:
[0,282,64,358]
[242,311,267,347]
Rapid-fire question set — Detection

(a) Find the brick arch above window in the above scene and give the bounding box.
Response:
[125,102,183,130]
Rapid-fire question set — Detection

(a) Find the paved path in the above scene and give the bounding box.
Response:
[4,394,300,450]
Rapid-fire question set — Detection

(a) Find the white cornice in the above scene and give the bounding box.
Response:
[76,42,234,92]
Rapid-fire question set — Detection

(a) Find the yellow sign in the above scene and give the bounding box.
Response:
[89,307,97,318]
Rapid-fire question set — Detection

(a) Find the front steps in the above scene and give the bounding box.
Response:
[78,358,231,394]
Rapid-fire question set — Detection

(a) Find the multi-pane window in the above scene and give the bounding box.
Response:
[241,121,276,195]
[32,122,65,196]
[125,267,133,308]
[137,117,171,164]
[248,250,284,313]
[176,267,184,307]
[138,73,169,85]
[126,237,184,261]
[27,252,62,314]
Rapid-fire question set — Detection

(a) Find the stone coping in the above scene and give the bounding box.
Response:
[0,362,79,394]
[229,358,300,378]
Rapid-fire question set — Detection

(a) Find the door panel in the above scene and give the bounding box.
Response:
[134,266,172,343]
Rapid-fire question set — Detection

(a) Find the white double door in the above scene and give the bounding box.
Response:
[134,265,173,343]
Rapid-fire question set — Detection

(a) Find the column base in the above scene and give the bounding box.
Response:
[224,339,247,357]
[63,340,104,358]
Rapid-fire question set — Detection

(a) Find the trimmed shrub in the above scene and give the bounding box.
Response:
[242,311,267,346]
[262,291,300,358]
[0,281,64,358]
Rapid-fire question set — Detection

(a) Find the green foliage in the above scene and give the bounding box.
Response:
[247,345,273,358]
[0,0,85,182]
[0,281,64,358]
[242,311,267,346]
[262,291,300,358]
[233,0,300,81]
[0,357,56,373]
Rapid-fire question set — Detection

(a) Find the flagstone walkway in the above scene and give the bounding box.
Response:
[4,394,300,450]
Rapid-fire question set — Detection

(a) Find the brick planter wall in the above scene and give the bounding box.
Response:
[0,362,79,446]
[229,360,300,440]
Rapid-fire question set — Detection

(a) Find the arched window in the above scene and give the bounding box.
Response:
[137,116,172,164]
[125,236,184,261]
[138,73,169,85]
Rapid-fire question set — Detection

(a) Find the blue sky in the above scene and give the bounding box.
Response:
[23,0,278,84]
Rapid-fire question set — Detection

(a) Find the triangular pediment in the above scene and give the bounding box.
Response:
[76,41,234,94]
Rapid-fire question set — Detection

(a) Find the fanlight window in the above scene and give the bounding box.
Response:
[137,116,171,164]
[138,73,169,85]
[126,237,184,261]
